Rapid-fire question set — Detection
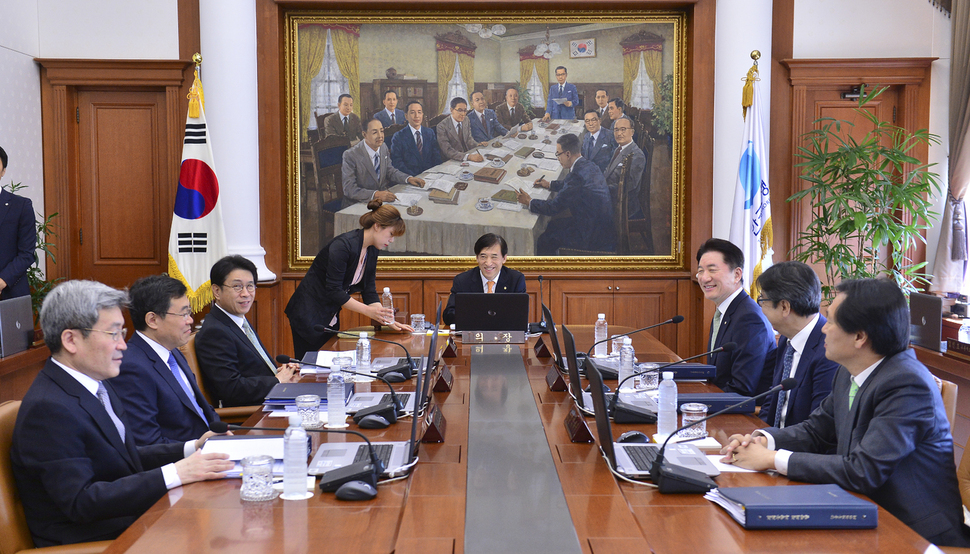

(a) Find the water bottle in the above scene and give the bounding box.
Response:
[355,332,371,370]
[594,313,608,357]
[326,365,347,429]
[381,287,394,325]
[657,371,678,437]
[282,413,308,499]
[617,337,635,392]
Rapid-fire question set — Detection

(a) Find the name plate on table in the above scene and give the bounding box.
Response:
[462,331,525,344]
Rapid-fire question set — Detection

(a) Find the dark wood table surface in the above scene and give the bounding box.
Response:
[102,327,931,554]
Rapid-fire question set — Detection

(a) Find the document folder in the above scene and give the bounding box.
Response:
[705,484,877,529]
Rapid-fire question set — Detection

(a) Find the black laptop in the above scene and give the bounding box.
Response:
[453,292,529,331]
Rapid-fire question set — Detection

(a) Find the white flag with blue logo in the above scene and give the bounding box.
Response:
[729,64,773,298]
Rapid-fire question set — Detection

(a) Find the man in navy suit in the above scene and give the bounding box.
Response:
[372,90,406,127]
[468,91,509,143]
[755,262,838,428]
[543,66,579,121]
[696,238,775,397]
[443,233,526,325]
[723,279,970,547]
[390,100,441,176]
[516,133,615,254]
[580,109,616,173]
[0,146,36,301]
[195,256,300,407]
[10,280,231,547]
[112,275,221,445]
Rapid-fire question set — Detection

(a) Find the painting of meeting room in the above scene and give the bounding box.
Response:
[289,16,685,263]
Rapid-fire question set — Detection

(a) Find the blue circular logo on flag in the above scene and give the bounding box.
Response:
[174,159,219,219]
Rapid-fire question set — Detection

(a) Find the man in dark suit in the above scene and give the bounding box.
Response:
[696,238,775,397]
[592,89,612,129]
[323,93,363,144]
[581,109,616,173]
[390,100,441,176]
[195,256,300,407]
[495,87,533,132]
[468,91,509,143]
[443,233,527,325]
[436,97,486,162]
[112,275,220,445]
[516,133,615,255]
[604,116,646,218]
[542,66,579,121]
[755,262,838,428]
[342,118,425,203]
[372,90,406,127]
[722,279,970,547]
[10,280,231,547]
[0,146,36,301]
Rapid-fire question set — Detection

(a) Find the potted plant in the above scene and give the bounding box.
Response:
[513,81,534,118]
[787,86,941,300]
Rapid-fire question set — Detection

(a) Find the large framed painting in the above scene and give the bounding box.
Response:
[284,10,688,271]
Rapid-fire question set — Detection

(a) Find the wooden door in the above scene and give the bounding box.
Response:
[556,279,615,327]
[75,89,171,289]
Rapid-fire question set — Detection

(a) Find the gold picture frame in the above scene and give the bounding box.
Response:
[284,9,688,272]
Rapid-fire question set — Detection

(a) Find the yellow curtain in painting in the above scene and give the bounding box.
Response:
[622,43,663,108]
[457,52,474,103]
[437,49,457,114]
[519,57,549,113]
[298,26,327,142]
[329,28,360,118]
[642,49,662,106]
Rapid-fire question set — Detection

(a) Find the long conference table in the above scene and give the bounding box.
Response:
[102,327,935,553]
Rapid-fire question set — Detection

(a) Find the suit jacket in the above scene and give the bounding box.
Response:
[195,306,278,407]
[604,143,646,217]
[285,228,380,351]
[324,112,363,143]
[708,291,776,397]
[758,316,839,427]
[442,266,527,326]
[341,140,412,202]
[373,108,406,127]
[495,103,532,129]
[390,125,441,176]
[468,109,508,143]
[529,157,615,252]
[595,107,613,129]
[764,349,969,546]
[581,128,617,173]
[436,116,477,161]
[10,360,184,547]
[111,332,219,445]
[0,188,35,300]
[546,82,579,120]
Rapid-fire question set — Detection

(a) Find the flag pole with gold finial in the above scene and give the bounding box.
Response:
[188,53,205,119]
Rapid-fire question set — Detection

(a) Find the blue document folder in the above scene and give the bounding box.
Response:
[706,484,878,529]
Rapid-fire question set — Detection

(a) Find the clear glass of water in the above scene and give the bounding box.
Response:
[635,363,660,391]
[677,402,709,439]
[239,455,278,501]
[610,335,624,357]
[411,313,426,332]
[295,394,322,429]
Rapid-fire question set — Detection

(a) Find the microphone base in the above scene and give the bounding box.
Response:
[318,461,380,492]
[528,322,548,334]
[654,462,717,494]
[612,401,657,424]
[352,401,398,424]
[376,361,412,381]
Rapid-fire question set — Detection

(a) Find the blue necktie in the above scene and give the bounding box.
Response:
[773,343,796,427]
[374,152,381,177]
[168,352,207,422]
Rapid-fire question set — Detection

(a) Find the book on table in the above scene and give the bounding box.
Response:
[428,186,460,205]
[705,484,877,529]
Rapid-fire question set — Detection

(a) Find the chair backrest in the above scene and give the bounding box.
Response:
[934,375,958,434]
[179,334,214,406]
[428,113,449,129]
[958,439,970,512]
[614,152,635,254]
[311,135,351,203]
[383,123,406,145]
[0,400,34,554]
[315,112,334,132]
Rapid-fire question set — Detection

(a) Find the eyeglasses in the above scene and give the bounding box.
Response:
[555,151,567,158]
[453,108,467,113]
[164,310,194,319]
[81,328,127,342]
[223,283,256,293]
[756,295,774,306]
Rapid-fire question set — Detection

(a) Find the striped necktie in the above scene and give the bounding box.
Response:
[96,382,126,441]
[243,320,277,374]
[773,343,796,427]
[373,152,381,177]
[848,380,860,409]
[168,352,207,422]
[415,129,423,153]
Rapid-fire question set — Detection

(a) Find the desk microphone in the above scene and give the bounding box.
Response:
[277,354,401,425]
[585,315,684,359]
[216,422,383,499]
[528,275,547,334]
[608,342,737,420]
[649,377,797,494]
[315,325,414,381]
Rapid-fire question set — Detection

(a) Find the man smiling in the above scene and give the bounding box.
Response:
[443,233,526,326]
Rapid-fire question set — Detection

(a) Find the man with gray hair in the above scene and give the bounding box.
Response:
[10,280,232,547]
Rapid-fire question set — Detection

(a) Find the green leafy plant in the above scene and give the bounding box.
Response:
[788,86,941,300]
[513,81,533,116]
[2,180,60,324]
[650,73,675,137]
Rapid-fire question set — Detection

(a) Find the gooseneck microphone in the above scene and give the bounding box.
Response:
[649,377,798,494]
[585,315,685,358]
[607,342,737,415]
[276,355,403,414]
[528,276,547,334]
[314,325,415,381]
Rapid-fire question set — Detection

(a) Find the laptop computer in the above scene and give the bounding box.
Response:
[0,295,32,358]
[309,304,441,477]
[454,292,529,331]
[585,359,719,479]
[910,292,944,352]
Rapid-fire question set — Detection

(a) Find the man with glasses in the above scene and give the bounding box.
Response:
[10,280,232,546]
[695,238,775,397]
[604,116,647,219]
[437,97,486,162]
[542,66,578,121]
[754,262,838,427]
[195,255,300,408]
[113,275,221,445]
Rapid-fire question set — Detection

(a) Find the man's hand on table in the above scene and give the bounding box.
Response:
[719,433,775,471]
[374,190,396,202]
[407,176,425,188]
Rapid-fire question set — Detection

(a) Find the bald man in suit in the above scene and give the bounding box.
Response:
[342,118,425,203]
[436,97,486,163]
[495,88,533,132]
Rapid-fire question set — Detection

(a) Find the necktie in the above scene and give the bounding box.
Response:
[243,320,277,374]
[415,130,423,153]
[96,382,126,442]
[457,123,467,151]
[168,352,207,422]
[848,380,860,409]
[709,309,722,352]
[487,281,494,293]
[373,152,381,176]
[609,146,622,167]
[583,135,592,158]
[342,116,348,133]
[559,85,564,96]
[773,343,796,427]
